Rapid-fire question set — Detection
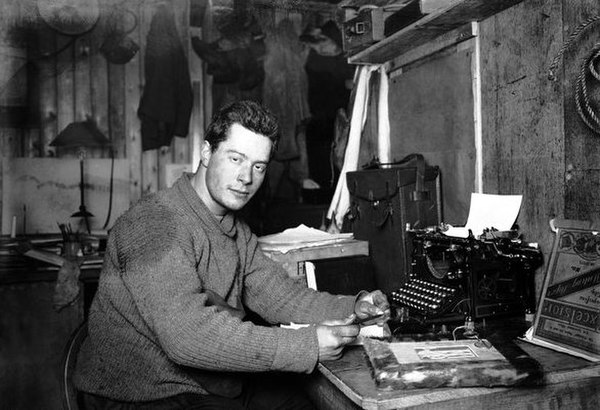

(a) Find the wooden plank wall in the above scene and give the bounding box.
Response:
[129,0,146,201]
[0,0,197,212]
[387,45,477,225]
[563,0,600,220]
[480,0,600,295]
[0,0,339,233]
[369,0,599,298]
[479,0,565,293]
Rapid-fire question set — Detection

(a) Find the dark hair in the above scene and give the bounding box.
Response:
[205,100,280,157]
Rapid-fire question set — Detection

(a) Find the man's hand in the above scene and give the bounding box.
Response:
[354,290,391,326]
[316,315,360,361]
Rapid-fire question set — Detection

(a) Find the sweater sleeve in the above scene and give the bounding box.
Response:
[240,226,357,324]
[113,207,321,374]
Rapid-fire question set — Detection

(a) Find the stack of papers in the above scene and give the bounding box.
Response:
[258,224,354,253]
[443,193,522,238]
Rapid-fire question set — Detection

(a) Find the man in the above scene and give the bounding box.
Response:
[74,100,390,409]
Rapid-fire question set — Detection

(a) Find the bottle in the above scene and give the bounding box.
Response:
[525,308,535,325]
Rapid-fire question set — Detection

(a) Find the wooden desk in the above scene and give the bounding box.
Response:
[305,341,600,409]
[261,240,370,289]
[0,237,102,410]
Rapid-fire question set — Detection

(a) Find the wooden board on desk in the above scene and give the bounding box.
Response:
[305,342,600,410]
[362,338,541,390]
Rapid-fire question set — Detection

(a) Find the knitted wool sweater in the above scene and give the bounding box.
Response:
[74,174,356,401]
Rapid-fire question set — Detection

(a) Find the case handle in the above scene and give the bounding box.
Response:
[396,153,430,202]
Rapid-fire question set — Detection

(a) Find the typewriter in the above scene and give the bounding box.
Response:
[390,227,543,325]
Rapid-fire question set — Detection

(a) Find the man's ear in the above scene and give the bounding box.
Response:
[200,140,212,168]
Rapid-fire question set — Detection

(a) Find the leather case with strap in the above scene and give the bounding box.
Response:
[345,154,442,293]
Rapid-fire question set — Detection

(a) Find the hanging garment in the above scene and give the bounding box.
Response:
[138,4,193,151]
[191,13,266,91]
[261,18,312,200]
[190,38,241,84]
[263,18,311,161]
[378,65,391,165]
[327,65,390,231]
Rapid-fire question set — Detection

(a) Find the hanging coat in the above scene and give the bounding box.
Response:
[138,4,193,151]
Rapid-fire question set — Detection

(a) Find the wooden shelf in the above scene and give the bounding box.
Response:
[347,0,524,65]
[262,239,369,265]
[261,239,369,281]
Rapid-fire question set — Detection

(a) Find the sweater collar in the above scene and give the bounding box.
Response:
[174,173,237,238]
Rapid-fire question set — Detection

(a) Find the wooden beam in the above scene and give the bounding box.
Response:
[252,0,337,14]
[348,0,524,64]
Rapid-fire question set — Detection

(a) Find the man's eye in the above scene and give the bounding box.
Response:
[230,156,241,163]
[254,164,266,173]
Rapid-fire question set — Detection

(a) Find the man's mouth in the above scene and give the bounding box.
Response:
[230,188,250,197]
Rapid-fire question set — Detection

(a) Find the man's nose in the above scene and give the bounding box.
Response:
[237,164,252,184]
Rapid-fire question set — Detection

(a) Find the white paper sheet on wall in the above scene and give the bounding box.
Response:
[1,158,130,234]
[443,193,522,238]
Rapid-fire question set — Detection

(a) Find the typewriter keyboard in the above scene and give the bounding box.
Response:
[390,279,458,316]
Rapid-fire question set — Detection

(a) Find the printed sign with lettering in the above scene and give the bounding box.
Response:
[529,219,600,362]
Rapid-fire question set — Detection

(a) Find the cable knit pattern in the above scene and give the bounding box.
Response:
[74,173,356,401]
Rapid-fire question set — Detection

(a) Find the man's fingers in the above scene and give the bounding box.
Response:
[357,300,384,316]
[356,290,391,318]
[339,314,357,325]
[321,314,356,326]
[372,291,390,309]
[367,303,384,315]
[338,338,356,347]
[330,324,360,338]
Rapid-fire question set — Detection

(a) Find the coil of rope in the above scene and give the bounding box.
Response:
[548,15,600,135]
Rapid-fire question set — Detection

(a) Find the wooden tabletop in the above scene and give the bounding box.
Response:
[261,239,370,282]
[262,239,369,264]
[311,337,600,410]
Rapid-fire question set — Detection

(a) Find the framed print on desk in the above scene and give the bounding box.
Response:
[524,218,600,362]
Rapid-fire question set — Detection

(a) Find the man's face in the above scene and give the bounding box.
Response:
[201,123,272,216]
